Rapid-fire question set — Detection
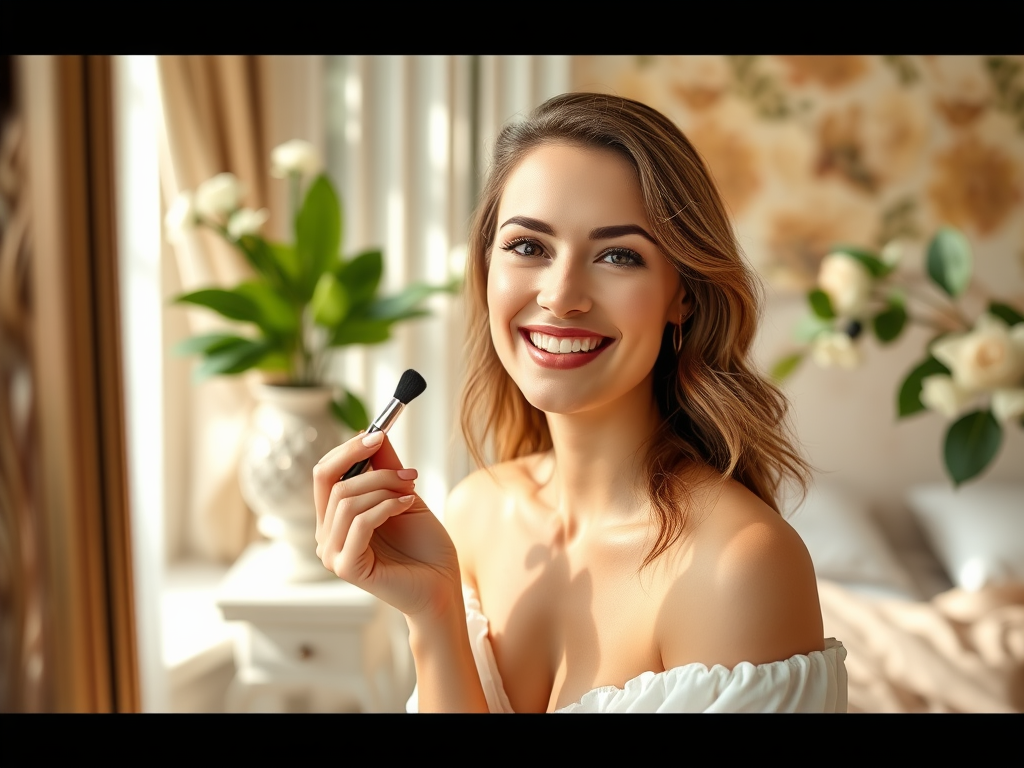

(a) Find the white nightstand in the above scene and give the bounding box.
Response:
[216,542,410,713]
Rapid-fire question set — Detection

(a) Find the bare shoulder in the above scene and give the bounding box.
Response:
[657,478,824,670]
[443,455,543,589]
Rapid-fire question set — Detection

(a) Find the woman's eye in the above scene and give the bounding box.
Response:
[501,238,544,257]
[600,248,644,267]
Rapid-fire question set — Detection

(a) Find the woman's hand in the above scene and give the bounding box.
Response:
[313,431,462,621]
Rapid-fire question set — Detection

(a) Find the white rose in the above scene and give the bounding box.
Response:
[271,139,321,179]
[164,191,196,244]
[880,238,908,268]
[992,388,1024,423]
[811,330,862,370]
[227,207,270,239]
[194,172,246,219]
[817,252,873,318]
[931,314,1024,393]
[920,374,973,418]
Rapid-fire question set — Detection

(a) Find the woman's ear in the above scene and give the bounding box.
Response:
[670,281,692,326]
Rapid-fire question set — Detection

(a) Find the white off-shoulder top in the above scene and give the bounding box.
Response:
[407,586,848,713]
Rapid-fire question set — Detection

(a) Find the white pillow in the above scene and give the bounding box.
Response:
[786,480,919,600]
[905,482,1024,591]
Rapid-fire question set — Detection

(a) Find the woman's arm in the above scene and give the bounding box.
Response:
[313,433,488,712]
[406,469,495,712]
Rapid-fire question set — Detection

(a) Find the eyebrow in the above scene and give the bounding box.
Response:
[499,216,658,245]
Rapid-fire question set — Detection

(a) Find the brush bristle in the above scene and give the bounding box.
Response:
[393,368,427,405]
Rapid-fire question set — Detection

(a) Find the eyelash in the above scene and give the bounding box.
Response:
[498,237,646,268]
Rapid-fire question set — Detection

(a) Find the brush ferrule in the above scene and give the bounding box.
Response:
[370,398,404,434]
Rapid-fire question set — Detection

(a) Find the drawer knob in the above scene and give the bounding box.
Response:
[298,644,315,660]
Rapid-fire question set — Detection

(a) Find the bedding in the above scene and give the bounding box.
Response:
[794,479,1024,713]
[787,481,921,600]
[818,579,1024,713]
[906,482,1024,591]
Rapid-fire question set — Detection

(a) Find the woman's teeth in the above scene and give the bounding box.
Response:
[528,331,603,354]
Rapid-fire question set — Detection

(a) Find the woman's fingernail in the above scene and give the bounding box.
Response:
[361,431,384,447]
[398,495,415,503]
[397,468,418,481]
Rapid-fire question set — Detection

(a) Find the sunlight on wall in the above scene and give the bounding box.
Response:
[114,54,168,713]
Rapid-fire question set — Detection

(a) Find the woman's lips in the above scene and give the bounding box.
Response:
[518,328,612,370]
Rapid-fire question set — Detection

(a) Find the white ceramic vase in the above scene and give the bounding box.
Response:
[238,383,347,582]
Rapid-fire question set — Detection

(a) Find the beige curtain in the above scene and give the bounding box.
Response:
[157,56,273,563]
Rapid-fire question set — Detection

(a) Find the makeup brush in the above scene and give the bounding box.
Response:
[341,368,427,480]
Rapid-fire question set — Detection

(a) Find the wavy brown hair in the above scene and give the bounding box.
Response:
[459,92,811,566]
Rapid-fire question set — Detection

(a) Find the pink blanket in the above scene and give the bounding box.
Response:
[818,579,1024,713]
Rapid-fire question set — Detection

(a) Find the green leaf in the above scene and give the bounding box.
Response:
[988,301,1024,326]
[338,249,383,310]
[330,389,370,432]
[363,282,448,322]
[793,313,833,343]
[295,174,342,299]
[234,280,299,338]
[830,244,892,277]
[192,338,274,381]
[926,226,972,298]
[255,351,291,372]
[172,333,254,357]
[329,318,392,346]
[770,352,804,382]
[873,304,907,343]
[311,272,351,328]
[808,288,835,320]
[383,309,432,325]
[944,410,1003,486]
[173,288,263,325]
[897,355,951,418]
[236,235,302,300]
[268,241,302,290]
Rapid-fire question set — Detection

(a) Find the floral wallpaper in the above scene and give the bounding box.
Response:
[572,55,1024,296]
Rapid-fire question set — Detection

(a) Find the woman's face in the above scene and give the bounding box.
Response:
[486,142,687,417]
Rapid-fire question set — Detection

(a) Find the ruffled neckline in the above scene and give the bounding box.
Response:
[554,638,846,712]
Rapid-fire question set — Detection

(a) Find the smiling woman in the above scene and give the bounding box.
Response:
[312,92,848,713]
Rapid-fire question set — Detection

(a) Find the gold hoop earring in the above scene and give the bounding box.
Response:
[673,314,684,355]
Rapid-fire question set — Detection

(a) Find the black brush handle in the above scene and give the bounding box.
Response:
[341,427,380,480]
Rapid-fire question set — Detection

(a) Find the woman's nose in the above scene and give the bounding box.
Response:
[536,258,592,318]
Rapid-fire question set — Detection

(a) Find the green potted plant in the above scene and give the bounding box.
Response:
[165,139,457,580]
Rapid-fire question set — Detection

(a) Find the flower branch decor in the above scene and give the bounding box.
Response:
[165,139,458,432]
[773,225,1024,486]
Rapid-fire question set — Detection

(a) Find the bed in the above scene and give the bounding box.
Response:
[788,479,1024,713]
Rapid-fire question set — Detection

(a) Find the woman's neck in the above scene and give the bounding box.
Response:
[540,376,662,536]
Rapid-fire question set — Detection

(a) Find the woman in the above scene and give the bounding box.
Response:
[313,92,847,713]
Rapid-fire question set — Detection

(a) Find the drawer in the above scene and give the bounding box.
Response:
[241,623,373,678]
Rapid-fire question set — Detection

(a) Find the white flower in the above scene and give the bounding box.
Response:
[992,388,1024,422]
[194,172,246,219]
[164,192,196,244]
[811,330,862,369]
[817,252,873,318]
[271,140,321,179]
[920,374,973,418]
[227,207,270,239]
[931,314,1024,393]
[880,238,908,268]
